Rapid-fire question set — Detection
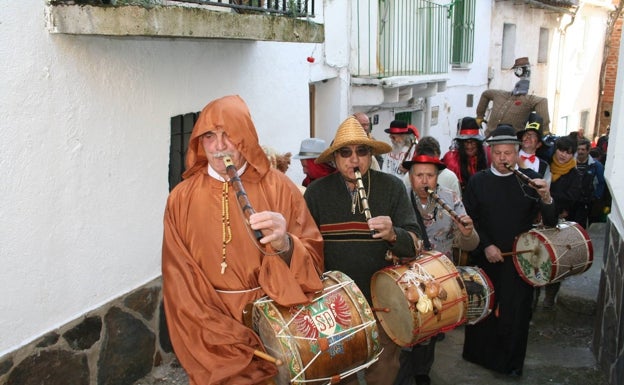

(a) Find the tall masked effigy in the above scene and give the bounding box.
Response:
[476,57,550,137]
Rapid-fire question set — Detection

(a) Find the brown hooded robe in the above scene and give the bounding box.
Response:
[162,95,324,385]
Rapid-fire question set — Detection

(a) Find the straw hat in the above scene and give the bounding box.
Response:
[316,117,392,163]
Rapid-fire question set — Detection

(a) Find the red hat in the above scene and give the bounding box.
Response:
[407,124,421,140]
[402,154,446,171]
[384,120,410,134]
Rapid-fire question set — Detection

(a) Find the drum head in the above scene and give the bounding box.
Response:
[457,266,495,325]
[371,267,415,346]
[513,229,554,287]
[514,222,594,287]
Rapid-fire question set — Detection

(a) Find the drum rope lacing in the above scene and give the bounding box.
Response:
[546,239,592,278]
[291,356,381,384]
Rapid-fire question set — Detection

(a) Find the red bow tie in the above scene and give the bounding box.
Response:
[521,154,536,162]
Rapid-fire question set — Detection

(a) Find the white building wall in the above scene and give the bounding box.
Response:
[548,5,609,136]
[486,2,610,137]
[487,4,560,96]
[325,0,495,156]
[0,3,318,356]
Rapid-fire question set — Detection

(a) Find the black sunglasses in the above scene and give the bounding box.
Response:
[336,146,372,158]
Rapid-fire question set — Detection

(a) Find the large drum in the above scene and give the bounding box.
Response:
[249,270,381,385]
[371,251,467,346]
[513,221,593,287]
[457,266,495,325]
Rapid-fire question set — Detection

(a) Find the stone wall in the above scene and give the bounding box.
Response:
[593,218,624,385]
[0,278,173,385]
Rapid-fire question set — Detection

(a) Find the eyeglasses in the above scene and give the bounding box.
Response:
[336,146,371,158]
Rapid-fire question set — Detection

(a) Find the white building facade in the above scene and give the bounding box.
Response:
[2,0,622,383]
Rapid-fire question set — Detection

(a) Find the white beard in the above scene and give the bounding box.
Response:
[391,141,408,155]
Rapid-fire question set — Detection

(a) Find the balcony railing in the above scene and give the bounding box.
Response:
[352,0,451,78]
[169,0,316,17]
[47,0,323,42]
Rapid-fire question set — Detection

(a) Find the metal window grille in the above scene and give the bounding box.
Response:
[169,0,315,17]
[353,0,450,78]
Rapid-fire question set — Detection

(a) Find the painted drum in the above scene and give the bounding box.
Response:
[249,270,381,385]
[513,221,593,287]
[371,250,467,347]
[457,265,495,325]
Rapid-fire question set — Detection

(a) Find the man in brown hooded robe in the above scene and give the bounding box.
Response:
[162,95,325,385]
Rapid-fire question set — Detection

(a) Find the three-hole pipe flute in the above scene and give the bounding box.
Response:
[222,155,264,241]
[503,162,540,190]
[424,187,469,227]
[354,168,377,235]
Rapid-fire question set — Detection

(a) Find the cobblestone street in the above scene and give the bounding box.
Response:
[135,224,607,385]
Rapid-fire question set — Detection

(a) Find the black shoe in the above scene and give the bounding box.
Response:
[415,374,431,385]
[508,369,522,378]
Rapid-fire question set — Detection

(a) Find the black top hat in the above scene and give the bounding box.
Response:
[516,112,546,144]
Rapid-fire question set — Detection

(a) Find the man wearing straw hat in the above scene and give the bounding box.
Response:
[461,124,557,378]
[304,116,423,384]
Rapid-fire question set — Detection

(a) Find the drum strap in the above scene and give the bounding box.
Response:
[411,192,433,251]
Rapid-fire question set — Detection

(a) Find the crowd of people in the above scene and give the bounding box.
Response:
[161,94,608,385]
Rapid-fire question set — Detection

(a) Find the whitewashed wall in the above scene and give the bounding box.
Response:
[487,4,559,96]
[487,2,609,137]
[0,2,317,356]
[314,0,495,156]
[547,5,609,136]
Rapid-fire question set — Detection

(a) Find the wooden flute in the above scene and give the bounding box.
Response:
[402,138,417,164]
[354,168,376,235]
[222,155,264,241]
[503,162,540,189]
[424,187,469,226]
